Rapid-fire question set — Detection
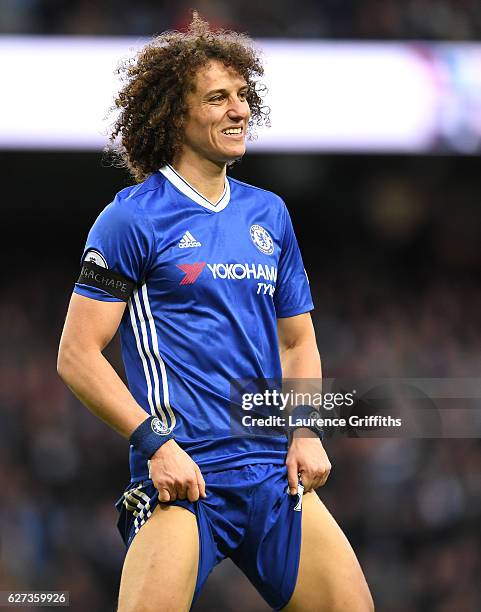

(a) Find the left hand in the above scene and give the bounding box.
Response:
[286,429,331,494]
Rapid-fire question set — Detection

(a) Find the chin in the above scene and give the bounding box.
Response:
[223,146,246,162]
[211,144,246,165]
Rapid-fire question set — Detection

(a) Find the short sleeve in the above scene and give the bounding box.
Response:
[74,195,155,302]
[274,203,314,318]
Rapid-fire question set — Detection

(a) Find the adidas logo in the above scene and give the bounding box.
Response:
[178,231,201,249]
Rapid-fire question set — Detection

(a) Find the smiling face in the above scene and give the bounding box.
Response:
[179,60,251,168]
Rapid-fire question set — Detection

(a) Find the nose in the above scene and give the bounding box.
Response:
[227,95,250,120]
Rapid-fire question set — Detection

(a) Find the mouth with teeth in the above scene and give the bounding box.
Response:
[221,126,243,137]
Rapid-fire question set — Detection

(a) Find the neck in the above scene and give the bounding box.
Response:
[171,154,227,204]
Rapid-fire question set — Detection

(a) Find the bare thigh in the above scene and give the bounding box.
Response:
[117,504,199,612]
[284,492,374,612]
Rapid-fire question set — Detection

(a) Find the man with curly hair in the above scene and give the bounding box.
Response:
[58,14,373,612]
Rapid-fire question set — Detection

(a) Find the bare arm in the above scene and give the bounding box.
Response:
[57,293,146,436]
[57,292,206,502]
[277,312,322,380]
[277,312,331,493]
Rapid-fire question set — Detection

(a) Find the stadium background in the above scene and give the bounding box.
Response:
[1,2,480,611]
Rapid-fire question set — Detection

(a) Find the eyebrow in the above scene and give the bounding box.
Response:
[205,85,249,97]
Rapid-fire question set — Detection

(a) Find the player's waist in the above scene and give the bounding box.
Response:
[129,434,288,481]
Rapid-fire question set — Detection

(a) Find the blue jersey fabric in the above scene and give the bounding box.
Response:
[74,164,314,480]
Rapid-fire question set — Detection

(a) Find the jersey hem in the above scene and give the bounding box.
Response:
[276,302,314,319]
[129,451,288,483]
[73,284,124,302]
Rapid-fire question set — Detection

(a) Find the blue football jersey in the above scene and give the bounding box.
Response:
[74,164,314,480]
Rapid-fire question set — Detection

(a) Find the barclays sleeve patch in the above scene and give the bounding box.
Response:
[84,249,108,269]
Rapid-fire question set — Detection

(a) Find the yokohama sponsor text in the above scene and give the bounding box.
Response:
[206,263,277,282]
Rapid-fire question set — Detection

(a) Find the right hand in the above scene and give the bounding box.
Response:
[148,439,207,503]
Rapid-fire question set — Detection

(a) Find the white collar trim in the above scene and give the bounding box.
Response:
[159,164,230,212]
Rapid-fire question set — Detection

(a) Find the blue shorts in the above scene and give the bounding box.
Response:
[116,463,303,610]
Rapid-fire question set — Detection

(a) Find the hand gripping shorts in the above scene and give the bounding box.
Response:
[116,463,304,610]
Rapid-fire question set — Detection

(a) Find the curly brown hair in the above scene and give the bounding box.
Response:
[108,13,270,183]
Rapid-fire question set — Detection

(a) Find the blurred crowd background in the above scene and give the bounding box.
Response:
[3,0,481,39]
[1,2,481,611]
